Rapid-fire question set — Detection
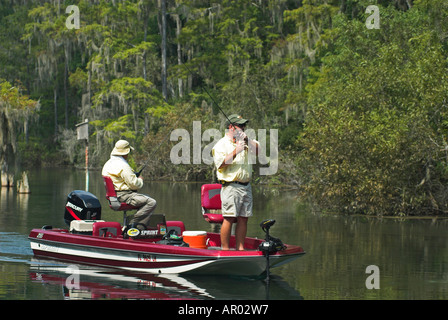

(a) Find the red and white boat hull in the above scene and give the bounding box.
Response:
[29,228,305,276]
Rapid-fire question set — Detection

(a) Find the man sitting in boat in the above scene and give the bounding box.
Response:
[212,114,260,250]
[102,140,157,228]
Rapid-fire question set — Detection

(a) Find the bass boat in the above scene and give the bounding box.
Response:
[28,183,305,276]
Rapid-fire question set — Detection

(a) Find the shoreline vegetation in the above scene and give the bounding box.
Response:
[2,0,448,217]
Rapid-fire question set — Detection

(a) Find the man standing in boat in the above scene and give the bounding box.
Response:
[212,114,260,250]
[102,140,157,228]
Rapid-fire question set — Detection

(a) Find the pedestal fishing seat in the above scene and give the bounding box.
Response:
[102,175,139,226]
[201,184,223,224]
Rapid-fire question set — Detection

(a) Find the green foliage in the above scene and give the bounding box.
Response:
[2,0,448,215]
[91,115,136,142]
[0,79,40,169]
[298,5,448,215]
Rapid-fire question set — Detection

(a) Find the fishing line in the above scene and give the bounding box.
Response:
[136,63,235,177]
[164,36,235,126]
[182,63,234,126]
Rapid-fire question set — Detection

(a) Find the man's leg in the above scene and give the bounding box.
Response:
[220,217,235,250]
[232,184,252,250]
[131,194,157,227]
[220,184,237,250]
[235,216,248,250]
[119,192,157,227]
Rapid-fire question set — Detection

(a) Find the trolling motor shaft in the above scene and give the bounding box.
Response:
[258,219,286,283]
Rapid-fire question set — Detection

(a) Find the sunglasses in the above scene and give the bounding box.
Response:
[233,124,246,130]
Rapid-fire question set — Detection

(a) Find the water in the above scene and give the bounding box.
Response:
[0,168,447,300]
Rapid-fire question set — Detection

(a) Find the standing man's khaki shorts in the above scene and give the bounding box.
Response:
[220,183,253,218]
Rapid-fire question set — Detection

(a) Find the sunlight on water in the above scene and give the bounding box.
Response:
[0,232,33,262]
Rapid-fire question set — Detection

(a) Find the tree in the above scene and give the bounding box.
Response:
[0,80,39,172]
[297,5,448,215]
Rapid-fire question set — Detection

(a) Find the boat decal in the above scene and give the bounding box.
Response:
[65,205,81,221]
[66,201,83,212]
[126,228,159,237]
[138,254,157,262]
[127,228,140,237]
[33,242,60,253]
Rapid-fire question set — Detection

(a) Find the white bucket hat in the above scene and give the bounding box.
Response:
[111,140,134,156]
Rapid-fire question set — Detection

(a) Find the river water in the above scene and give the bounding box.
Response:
[0,168,447,300]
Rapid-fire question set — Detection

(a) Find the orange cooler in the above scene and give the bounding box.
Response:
[182,231,208,249]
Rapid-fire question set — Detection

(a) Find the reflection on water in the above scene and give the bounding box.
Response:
[0,168,448,300]
[28,259,302,300]
[287,214,448,300]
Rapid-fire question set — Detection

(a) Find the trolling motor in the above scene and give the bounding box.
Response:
[258,219,286,283]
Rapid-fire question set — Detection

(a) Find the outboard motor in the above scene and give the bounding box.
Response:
[64,190,102,225]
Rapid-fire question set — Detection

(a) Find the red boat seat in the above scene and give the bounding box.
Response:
[201,184,223,224]
[93,221,122,238]
[166,221,186,235]
[102,175,139,226]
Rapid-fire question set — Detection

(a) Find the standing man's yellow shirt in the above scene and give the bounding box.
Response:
[212,135,259,183]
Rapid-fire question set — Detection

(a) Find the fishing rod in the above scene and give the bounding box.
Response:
[182,63,235,127]
[136,63,236,177]
[183,64,249,147]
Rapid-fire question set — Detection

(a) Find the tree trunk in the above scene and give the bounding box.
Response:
[64,48,69,129]
[143,9,148,82]
[17,171,31,194]
[54,87,58,138]
[175,14,183,98]
[161,0,167,101]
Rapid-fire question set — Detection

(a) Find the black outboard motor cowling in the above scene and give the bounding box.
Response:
[64,190,102,225]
